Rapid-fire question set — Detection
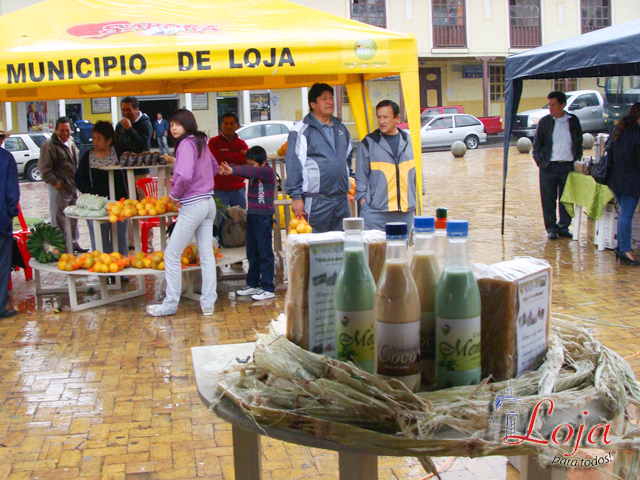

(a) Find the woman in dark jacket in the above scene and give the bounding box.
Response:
[608,102,640,266]
[75,121,129,256]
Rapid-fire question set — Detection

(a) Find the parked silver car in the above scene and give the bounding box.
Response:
[419,114,487,149]
[3,132,51,182]
[512,90,606,138]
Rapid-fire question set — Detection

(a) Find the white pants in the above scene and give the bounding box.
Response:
[162,197,217,313]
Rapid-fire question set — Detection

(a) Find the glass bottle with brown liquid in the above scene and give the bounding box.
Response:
[374,222,421,392]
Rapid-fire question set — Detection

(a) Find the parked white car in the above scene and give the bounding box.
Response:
[236,120,294,155]
[419,114,487,149]
[3,132,51,182]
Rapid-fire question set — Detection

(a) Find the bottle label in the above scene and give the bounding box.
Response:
[376,320,421,377]
[336,310,375,370]
[436,316,481,372]
[421,311,436,360]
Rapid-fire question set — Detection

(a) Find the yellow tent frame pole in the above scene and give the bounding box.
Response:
[346,80,369,141]
[362,81,375,133]
[400,71,423,215]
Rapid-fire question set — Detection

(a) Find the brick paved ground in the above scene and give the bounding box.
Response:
[2,144,636,479]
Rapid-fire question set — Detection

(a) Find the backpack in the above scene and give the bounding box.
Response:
[592,139,614,185]
[218,205,247,248]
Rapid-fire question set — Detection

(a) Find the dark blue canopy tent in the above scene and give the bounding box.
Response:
[501,18,640,233]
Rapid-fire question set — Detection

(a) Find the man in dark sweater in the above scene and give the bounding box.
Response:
[114,96,153,250]
[0,122,19,318]
[219,146,276,301]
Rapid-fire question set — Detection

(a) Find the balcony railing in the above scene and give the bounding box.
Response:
[433,25,466,48]
[510,25,541,48]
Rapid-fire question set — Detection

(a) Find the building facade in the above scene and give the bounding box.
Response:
[2,0,640,138]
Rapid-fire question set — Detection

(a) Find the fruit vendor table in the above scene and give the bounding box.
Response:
[560,172,614,249]
[192,339,572,480]
[101,164,173,253]
[29,246,246,312]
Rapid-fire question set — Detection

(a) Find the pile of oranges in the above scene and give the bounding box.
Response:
[107,196,178,223]
[88,252,130,273]
[57,253,80,272]
[288,216,312,236]
[129,251,165,270]
[57,251,131,273]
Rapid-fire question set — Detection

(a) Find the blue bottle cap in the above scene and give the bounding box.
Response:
[414,216,435,232]
[446,220,469,237]
[385,222,408,240]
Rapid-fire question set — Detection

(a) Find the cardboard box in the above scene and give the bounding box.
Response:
[596,203,640,250]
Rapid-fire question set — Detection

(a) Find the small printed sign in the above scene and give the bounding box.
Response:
[463,65,483,79]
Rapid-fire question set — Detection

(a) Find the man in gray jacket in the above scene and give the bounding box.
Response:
[284,83,352,232]
[356,100,416,231]
[38,117,87,253]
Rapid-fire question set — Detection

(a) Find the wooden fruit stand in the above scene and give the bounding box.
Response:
[30,164,245,311]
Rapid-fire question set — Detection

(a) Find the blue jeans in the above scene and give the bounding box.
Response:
[615,193,640,253]
[87,220,129,256]
[162,197,217,313]
[0,234,12,315]
[158,135,169,155]
[246,214,274,293]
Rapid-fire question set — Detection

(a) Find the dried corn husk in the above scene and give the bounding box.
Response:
[213,317,640,477]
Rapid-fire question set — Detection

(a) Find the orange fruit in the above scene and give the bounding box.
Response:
[288,229,298,235]
[296,223,306,233]
[304,225,312,234]
[158,261,165,270]
[289,218,300,230]
[109,263,119,273]
[181,257,189,265]
[100,264,109,273]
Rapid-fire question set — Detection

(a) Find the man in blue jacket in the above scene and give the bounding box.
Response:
[284,83,353,232]
[0,122,19,318]
[153,112,170,155]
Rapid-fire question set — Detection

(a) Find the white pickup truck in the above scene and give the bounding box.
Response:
[512,90,606,138]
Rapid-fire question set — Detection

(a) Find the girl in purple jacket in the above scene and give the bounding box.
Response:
[146,109,219,317]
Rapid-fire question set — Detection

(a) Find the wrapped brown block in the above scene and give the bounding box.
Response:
[285,230,386,351]
[474,258,552,382]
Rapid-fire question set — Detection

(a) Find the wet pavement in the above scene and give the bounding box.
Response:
[3,144,637,480]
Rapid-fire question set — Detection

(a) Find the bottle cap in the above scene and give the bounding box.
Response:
[446,220,469,237]
[385,222,408,240]
[343,217,364,231]
[414,216,435,232]
[436,207,448,219]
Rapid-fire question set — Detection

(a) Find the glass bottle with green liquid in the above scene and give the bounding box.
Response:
[334,217,376,373]
[410,216,440,387]
[435,220,481,388]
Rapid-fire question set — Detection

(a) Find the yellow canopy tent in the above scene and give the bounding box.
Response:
[0,0,422,211]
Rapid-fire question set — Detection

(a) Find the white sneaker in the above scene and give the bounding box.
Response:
[146,304,175,317]
[201,306,214,316]
[251,290,275,301]
[236,286,262,296]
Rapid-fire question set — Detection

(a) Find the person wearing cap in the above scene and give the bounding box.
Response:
[0,122,19,318]
[355,100,416,231]
[38,116,88,253]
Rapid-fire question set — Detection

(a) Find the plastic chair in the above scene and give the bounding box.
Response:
[136,178,174,253]
[12,203,32,282]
